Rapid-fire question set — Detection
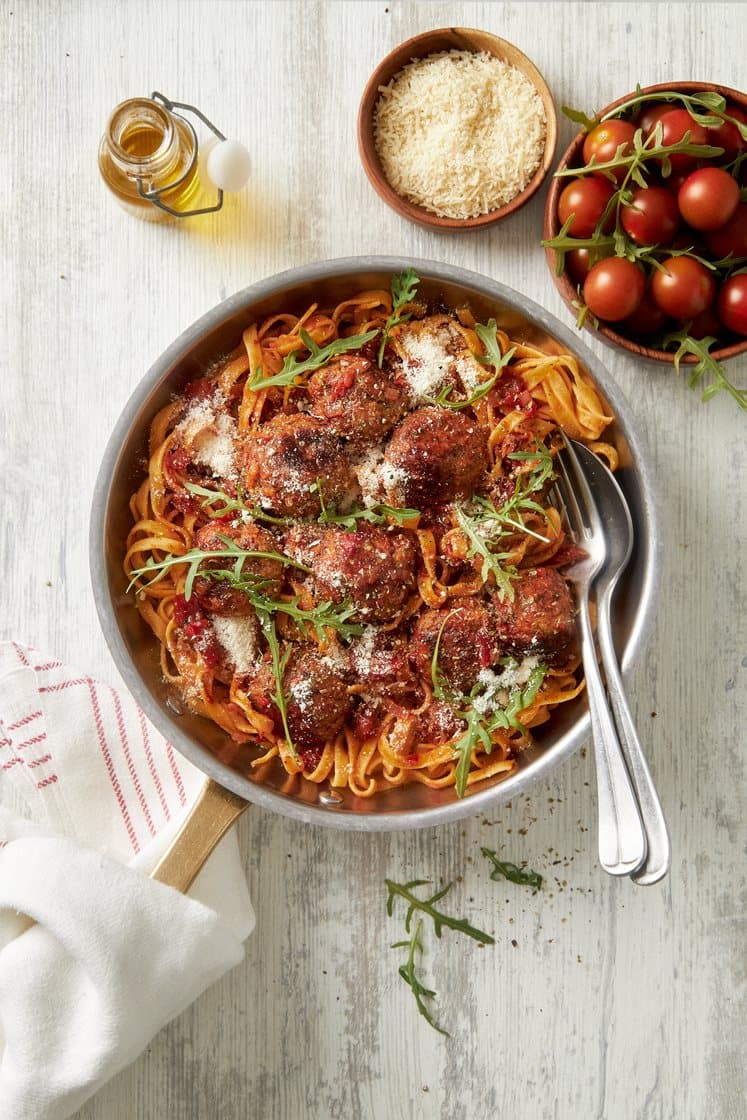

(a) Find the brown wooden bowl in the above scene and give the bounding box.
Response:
[543,80,747,364]
[358,27,557,231]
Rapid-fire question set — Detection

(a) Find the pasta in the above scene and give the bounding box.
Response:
[125,274,616,798]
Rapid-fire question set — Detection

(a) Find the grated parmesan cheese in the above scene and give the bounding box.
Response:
[395,315,485,401]
[353,445,408,507]
[174,393,238,480]
[374,50,546,220]
[472,656,540,714]
[211,615,258,674]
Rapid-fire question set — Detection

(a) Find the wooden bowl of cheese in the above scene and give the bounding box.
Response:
[358,28,557,230]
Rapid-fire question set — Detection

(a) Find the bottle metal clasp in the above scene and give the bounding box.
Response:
[136,91,227,218]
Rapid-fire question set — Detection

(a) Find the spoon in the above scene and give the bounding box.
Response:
[573,441,670,885]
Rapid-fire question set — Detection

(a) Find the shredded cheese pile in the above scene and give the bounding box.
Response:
[374,50,546,220]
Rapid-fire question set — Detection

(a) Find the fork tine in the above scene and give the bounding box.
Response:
[554,447,589,543]
[558,433,604,539]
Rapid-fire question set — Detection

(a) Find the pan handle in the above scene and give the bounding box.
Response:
[150,778,249,893]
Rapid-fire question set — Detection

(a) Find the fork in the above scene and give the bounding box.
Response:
[555,436,647,877]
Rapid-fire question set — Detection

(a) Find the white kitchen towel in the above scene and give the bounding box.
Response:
[0,641,254,1120]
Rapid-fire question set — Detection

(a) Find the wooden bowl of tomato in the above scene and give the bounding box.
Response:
[543,82,747,377]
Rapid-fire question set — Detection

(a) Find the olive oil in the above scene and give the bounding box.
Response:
[98,98,200,221]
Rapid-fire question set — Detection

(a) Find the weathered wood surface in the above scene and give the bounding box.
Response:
[2,2,745,1118]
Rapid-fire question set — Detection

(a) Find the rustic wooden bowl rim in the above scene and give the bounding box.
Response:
[358,26,558,231]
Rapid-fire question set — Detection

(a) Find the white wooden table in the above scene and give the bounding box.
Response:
[3,3,746,1117]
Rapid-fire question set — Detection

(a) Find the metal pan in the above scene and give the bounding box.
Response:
[89,257,661,866]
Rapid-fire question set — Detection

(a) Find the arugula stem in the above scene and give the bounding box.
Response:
[391,919,449,1037]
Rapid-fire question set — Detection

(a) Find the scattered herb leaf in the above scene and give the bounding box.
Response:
[184,482,293,525]
[128,545,362,640]
[386,878,494,944]
[255,607,296,759]
[454,440,556,597]
[315,480,419,530]
[662,329,747,413]
[377,268,420,366]
[481,848,544,890]
[248,327,379,391]
[391,919,449,1036]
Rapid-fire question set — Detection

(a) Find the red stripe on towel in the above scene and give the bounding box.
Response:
[137,707,170,821]
[28,753,52,769]
[7,710,42,732]
[17,732,47,751]
[110,687,156,839]
[165,742,187,806]
[87,679,139,853]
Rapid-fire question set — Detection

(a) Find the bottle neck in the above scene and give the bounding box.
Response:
[103,98,191,193]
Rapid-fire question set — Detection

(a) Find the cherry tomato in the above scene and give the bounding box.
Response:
[663,170,692,195]
[583,258,645,322]
[654,109,710,171]
[651,256,716,319]
[708,104,747,161]
[637,103,671,137]
[558,177,616,237]
[705,203,747,259]
[583,120,636,181]
[620,294,669,337]
[621,186,680,245]
[717,274,747,336]
[566,248,594,283]
[565,247,612,283]
[687,307,722,340]
[677,167,740,231]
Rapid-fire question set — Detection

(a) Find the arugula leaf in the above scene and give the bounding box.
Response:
[475,319,508,370]
[248,327,379,391]
[391,919,449,1036]
[385,879,494,944]
[377,268,420,366]
[662,329,747,413]
[184,482,293,526]
[561,104,599,131]
[429,611,550,799]
[454,504,518,598]
[128,541,308,599]
[453,443,555,599]
[128,543,362,640]
[451,709,495,797]
[315,480,419,530]
[255,607,296,760]
[481,848,543,890]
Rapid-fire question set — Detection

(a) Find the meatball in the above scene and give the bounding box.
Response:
[416,699,464,744]
[311,524,417,622]
[348,627,415,696]
[194,519,284,610]
[239,413,354,517]
[284,649,351,749]
[383,407,488,509]
[410,597,502,693]
[307,353,409,443]
[492,567,575,662]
